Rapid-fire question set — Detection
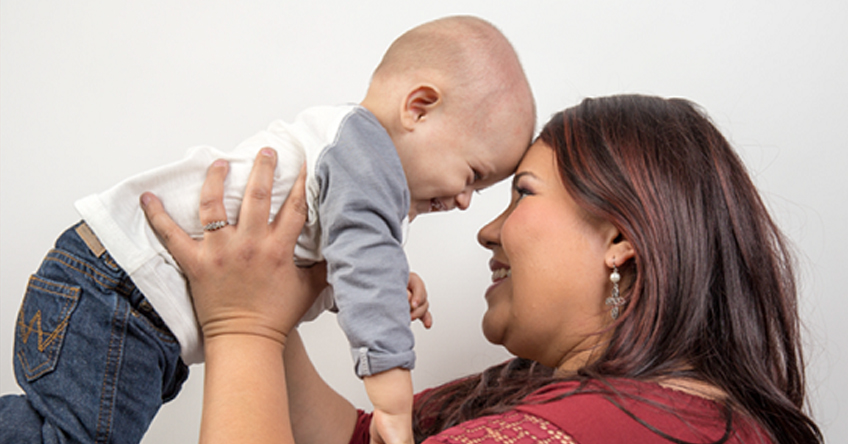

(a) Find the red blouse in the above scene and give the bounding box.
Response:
[351,378,773,444]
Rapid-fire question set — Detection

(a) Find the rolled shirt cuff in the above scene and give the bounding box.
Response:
[352,347,415,377]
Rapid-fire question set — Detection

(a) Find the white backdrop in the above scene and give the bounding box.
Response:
[2,1,846,442]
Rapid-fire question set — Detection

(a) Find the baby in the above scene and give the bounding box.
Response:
[9,16,534,443]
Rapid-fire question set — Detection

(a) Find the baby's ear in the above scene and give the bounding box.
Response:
[400,84,441,130]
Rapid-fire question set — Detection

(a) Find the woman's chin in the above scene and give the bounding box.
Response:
[481,315,505,346]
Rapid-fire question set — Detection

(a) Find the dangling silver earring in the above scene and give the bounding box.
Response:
[606,262,624,320]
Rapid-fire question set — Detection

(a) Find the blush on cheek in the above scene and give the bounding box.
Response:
[501,206,553,268]
[499,210,527,250]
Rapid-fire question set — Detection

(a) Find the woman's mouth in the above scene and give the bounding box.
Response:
[488,259,511,283]
[485,260,511,299]
[491,267,511,281]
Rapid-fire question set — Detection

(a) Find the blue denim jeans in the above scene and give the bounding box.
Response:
[0,222,189,443]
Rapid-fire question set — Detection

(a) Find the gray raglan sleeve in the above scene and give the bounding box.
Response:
[315,111,414,378]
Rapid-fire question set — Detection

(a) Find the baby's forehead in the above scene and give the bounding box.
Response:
[476,119,534,153]
[474,140,530,176]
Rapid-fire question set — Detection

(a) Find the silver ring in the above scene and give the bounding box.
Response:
[203,220,228,232]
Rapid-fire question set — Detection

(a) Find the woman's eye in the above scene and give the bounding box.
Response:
[514,186,533,201]
[511,173,535,203]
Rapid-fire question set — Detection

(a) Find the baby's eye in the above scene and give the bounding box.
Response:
[472,170,482,183]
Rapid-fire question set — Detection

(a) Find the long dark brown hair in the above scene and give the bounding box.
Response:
[412,95,821,443]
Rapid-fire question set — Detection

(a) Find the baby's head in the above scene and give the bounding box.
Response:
[361,16,535,220]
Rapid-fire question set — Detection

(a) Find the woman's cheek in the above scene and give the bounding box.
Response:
[499,207,527,254]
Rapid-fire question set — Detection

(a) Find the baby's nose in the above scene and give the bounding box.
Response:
[456,189,473,210]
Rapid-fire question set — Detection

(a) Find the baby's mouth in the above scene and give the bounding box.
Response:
[430,199,449,212]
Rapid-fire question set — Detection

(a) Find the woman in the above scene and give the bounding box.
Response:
[141,95,822,443]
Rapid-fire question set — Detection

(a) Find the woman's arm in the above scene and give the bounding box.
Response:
[141,149,356,443]
[285,328,359,444]
[202,332,292,442]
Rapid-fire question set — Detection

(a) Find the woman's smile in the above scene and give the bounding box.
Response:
[486,259,511,296]
[491,268,511,281]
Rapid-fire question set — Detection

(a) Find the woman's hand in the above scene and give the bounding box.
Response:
[140,147,326,347]
[140,148,331,443]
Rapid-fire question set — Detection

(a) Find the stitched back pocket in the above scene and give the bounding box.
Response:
[15,275,80,381]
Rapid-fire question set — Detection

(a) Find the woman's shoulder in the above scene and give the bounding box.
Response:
[425,378,771,444]
[514,378,771,444]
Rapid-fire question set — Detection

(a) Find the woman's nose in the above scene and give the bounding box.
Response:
[477,208,506,249]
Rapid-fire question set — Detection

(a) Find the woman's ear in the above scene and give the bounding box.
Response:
[400,84,441,130]
[605,229,635,268]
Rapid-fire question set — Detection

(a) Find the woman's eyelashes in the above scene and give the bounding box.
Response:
[512,173,536,202]
[513,182,534,202]
[515,186,532,201]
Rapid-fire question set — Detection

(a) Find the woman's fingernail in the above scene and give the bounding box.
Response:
[213,159,228,167]
[261,148,275,157]
[140,193,151,207]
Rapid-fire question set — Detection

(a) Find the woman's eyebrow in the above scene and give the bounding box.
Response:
[512,171,535,187]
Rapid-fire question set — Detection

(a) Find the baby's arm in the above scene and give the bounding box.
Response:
[363,368,414,444]
[362,272,429,444]
[313,118,431,443]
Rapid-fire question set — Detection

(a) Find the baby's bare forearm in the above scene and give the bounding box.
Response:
[364,368,414,444]
[363,367,414,414]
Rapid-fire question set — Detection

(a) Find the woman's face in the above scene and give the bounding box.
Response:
[477,140,618,371]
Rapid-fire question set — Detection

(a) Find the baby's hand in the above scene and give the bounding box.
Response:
[408,272,433,329]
